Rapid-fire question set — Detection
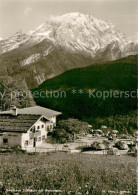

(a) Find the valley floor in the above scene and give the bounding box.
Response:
[25,134,133,155]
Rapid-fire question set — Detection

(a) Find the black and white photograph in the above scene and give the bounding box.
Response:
[0,0,137,194]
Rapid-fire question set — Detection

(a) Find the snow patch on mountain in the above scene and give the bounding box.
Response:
[0,31,30,54]
[43,46,53,57]
[21,53,40,66]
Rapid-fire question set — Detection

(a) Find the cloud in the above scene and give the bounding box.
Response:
[24,7,32,16]
[0,37,3,41]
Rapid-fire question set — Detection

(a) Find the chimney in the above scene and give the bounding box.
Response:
[10,105,18,116]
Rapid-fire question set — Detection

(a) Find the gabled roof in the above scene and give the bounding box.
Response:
[0,114,41,133]
[0,106,62,118]
[17,106,62,117]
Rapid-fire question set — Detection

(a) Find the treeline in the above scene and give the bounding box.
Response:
[33,91,136,134]
[0,76,35,110]
[32,55,137,134]
[85,111,136,135]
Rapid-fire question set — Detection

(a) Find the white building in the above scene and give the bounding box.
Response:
[0,106,61,149]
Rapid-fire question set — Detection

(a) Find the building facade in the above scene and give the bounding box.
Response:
[0,106,61,149]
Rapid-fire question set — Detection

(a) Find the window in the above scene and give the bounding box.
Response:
[42,125,44,128]
[3,138,8,144]
[37,126,40,130]
[50,125,53,130]
[25,140,28,145]
[31,126,35,133]
[37,137,41,141]
[42,135,45,141]
[47,126,50,131]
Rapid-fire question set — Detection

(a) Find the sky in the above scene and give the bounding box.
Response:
[0,0,137,41]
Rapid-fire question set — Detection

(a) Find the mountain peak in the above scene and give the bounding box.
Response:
[0,12,137,60]
[44,12,95,25]
[64,11,80,15]
[61,12,84,18]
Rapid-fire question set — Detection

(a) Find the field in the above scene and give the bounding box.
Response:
[0,152,136,194]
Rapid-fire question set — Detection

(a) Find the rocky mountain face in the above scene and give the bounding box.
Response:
[0,13,138,57]
[0,12,137,107]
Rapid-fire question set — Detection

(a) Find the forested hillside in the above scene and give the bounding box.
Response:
[32,55,137,134]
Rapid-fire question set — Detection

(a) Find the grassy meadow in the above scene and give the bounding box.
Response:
[0,152,136,194]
